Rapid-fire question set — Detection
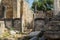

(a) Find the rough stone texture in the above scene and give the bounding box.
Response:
[2,0,13,18]
[0,0,34,32]
[34,11,45,19]
[54,0,60,15]
[34,11,45,31]
[13,0,17,18]
[22,0,34,32]
[5,19,13,29]
[17,0,21,18]
[0,21,5,34]
[1,0,20,18]
[13,19,21,31]
[44,21,60,39]
[44,21,60,31]
[34,20,45,31]
[46,11,53,18]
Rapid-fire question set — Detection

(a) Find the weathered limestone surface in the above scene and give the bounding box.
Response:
[13,0,17,18]
[34,11,45,31]
[34,20,45,31]
[22,0,34,32]
[0,0,34,32]
[5,19,13,29]
[13,19,21,30]
[54,0,60,15]
[17,0,21,18]
[2,0,13,18]
[34,11,45,19]
[0,21,5,34]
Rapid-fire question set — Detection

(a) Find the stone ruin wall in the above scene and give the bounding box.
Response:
[0,0,34,32]
[22,0,34,32]
[34,11,53,31]
[2,0,13,18]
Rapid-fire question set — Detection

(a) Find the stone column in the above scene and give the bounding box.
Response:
[54,0,60,15]
[13,0,17,18]
[0,21,5,34]
[13,0,21,18]
[17,0,20,18]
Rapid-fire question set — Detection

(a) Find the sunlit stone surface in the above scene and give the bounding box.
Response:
[0,0,1,3]
[54,0,60,15]
[0,21,5,34]
[0,0,34,32]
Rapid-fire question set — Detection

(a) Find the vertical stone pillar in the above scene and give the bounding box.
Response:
[0,0,2,4]
[17,0,20,18]
[13,0,21,18]
[17,0,23,32]
[20,0,23,32]
[0,21,5,34]
[13,0,17,18]
[54,0,60,15]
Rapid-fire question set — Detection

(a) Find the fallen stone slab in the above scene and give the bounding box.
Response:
[28,31,41,37]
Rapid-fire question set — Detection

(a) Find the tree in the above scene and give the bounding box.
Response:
[32,0,54,11]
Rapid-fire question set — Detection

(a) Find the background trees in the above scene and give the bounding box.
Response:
[32,0,54,11]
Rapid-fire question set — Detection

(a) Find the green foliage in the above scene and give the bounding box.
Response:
[10,27,14,30]
[2,32,10,38]
[32,0,54,11]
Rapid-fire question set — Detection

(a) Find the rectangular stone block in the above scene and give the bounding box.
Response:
[4,19,13,29]
[13,19,21,31]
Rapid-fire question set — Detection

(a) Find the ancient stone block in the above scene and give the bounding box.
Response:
[13,19,21,31]
[44,21,60,31]
[34,20,45,31]
[5,19,13,29]
[0,21,5,35]
[34,11,45,19]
